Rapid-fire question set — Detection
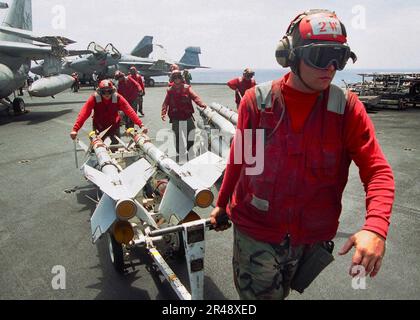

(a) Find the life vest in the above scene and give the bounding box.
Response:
[230,78,354,245]
[167,84,195,120]
[92,92,120,132]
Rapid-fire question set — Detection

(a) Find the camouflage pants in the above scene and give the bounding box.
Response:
[233,227,305,300]
[124,100,139,129]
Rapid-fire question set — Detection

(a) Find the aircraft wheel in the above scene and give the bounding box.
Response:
[13,97,25,114]
[107,232,125,274]
[147,78,155,87]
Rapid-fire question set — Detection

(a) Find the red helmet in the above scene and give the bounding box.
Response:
[275,9,356,71]
[114,70,125,80]
[97,80,116,95]
[129,66,137,72]
[170,70,183,82]
[169,64,179,72]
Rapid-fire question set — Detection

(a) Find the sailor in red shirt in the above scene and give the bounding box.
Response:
[227,68,257,108]
[128,66,146,116]
[210,9,395,300]
[161,70,207,162]
[115,71,143,128]
[70,80,147,143]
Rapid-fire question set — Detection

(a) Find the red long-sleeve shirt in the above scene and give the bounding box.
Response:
[161,84,206,115]
[128,73,145,93]
[227,77,257,105]
[117,77,142,104]
[72,93,143,133]
[217,76,394,239]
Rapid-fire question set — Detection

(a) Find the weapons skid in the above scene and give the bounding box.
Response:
[80,129,227,299]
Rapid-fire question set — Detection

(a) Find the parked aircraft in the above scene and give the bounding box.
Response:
[0,0,90,114]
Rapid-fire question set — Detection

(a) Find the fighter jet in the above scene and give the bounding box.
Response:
[65,37,206,87]
[0,0,91,114]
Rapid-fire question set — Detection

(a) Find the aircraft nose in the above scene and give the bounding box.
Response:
[69,59,86,72]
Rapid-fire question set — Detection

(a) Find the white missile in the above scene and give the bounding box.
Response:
[197,105,236,159]
[82,131,157,244]
[208,102,238,126]
[28,74,74,97]
[127,128,225,223]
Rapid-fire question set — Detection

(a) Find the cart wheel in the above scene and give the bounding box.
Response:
[13,97,25,114]
[107,233,125,274]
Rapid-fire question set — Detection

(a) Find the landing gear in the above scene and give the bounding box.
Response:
[12,97,25,115]
[146,78,155,87]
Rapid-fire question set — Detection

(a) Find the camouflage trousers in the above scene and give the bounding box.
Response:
[124,99,139,129]
[233,227,305,300]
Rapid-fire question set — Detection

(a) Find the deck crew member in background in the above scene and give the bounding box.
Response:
[210,9,395,300]
[161,70,207,162]
[114,71,143,129]
[227,68,256,109]
[70,80,146,143]
[128,66,146,116]
[183,69,192,85]
[92,71,99,90]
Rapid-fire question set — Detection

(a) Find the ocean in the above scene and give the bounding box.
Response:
[154,68,420,88]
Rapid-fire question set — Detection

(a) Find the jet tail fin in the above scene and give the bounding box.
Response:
[179,46,202,68]
[131,35,153,58]
[0,0,32,42]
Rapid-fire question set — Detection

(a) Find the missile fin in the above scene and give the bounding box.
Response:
[120,158,156,198]
[134,199,159,229]
[90,194,117,243]
[179,151,225,188]
[158,181,194,221]
[83,165,124,200]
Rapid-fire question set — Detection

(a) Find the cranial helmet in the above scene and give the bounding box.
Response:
[170,64,180,72]
[97,80,116,94]
[114,70,125,80]
[170,70,183,82]
[275,9,357,72]
[243,68,255,77]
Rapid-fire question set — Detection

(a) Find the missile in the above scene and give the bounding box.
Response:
[196,105,236,159]
[126,128,225,223]
[28,74,74,97]
[208,102,238,126]
[83,131,157,244]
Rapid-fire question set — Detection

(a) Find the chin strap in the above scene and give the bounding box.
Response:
[294,62,319,92]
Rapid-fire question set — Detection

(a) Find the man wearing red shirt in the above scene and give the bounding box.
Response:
[227,68,257,108]
[128,66,146,116]
[210,9,394,300]
[70,80,146,143]
[161,70,207,162]
[115,71,143,129]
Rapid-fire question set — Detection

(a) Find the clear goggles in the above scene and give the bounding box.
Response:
[294,43,357,71]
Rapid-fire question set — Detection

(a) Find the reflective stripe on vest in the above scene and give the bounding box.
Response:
[255,82,347,113]
[255,81,273,110]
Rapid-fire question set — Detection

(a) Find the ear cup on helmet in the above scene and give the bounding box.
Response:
[275,36,293,67]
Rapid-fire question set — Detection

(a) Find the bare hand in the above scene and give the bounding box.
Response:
[161,114,166,121]
[141,126,148,134]
[210,206,230,231]
[70,131,77,140]
[339,230,386,278]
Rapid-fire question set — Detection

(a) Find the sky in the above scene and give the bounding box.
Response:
[1,0,420,70]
